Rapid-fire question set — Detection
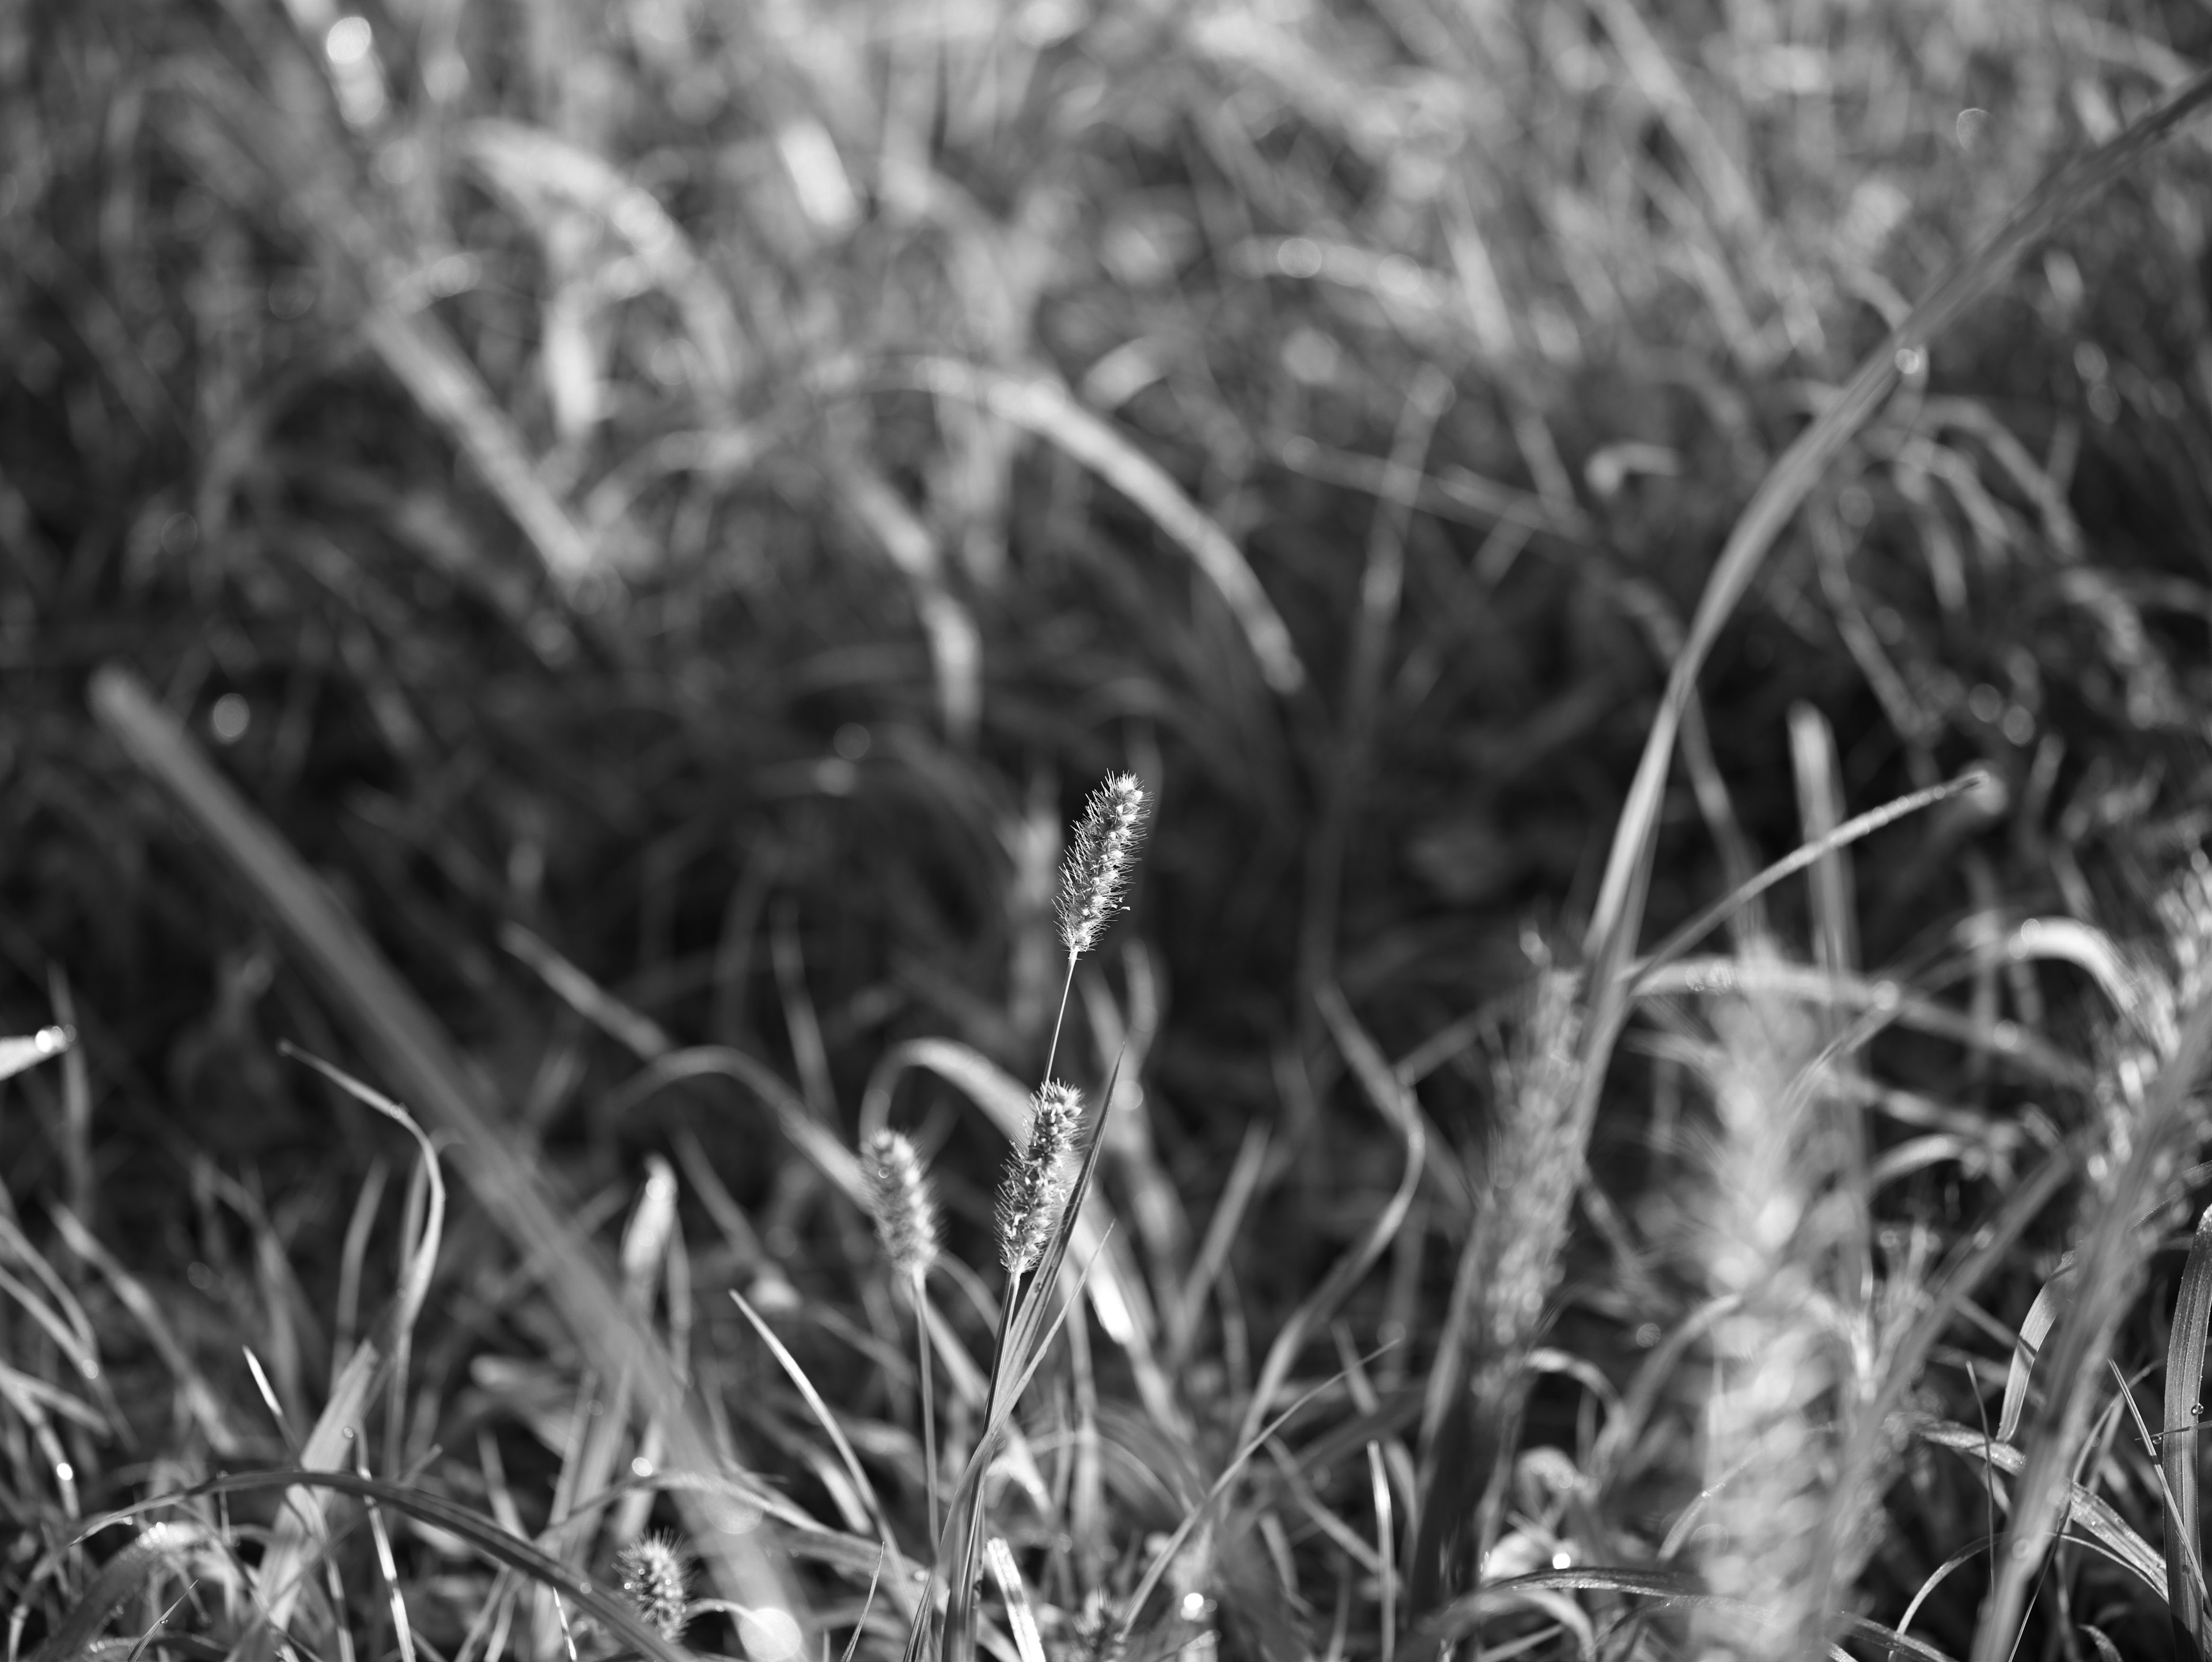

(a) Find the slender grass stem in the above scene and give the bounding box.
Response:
[1041,956,1075,1089]
[914,1270,940,1548]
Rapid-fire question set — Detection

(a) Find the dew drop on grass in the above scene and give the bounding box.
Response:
[210,694,249,744]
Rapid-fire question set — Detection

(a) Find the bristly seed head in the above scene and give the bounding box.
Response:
[862,1128,940,1283]
[995,1082,1084,1275]
[1056,774,1149,960]
[614,1532,691,1644]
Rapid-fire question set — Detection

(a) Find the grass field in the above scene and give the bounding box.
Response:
[10,2,2212,1659]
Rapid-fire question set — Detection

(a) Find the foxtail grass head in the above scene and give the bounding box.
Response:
[1056,774,1149,960]
[996,1082,1084,1275]
[862,1128,940,1283]
[614,1532,692,1644]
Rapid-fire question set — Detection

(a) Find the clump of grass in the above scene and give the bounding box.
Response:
[20,3,2212,1662]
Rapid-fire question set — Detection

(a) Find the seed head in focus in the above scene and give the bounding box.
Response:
[614,1532,692,1645]
[995,1081,1084,1275]
[1055,774,1149,960]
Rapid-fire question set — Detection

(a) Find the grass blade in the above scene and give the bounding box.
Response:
[29,1523,209,1662]
[2166,1203,2212,1662]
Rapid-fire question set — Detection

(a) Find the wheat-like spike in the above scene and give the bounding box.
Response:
[1055,774,1149,960]
[995,1082,1084,1275]
[862,1129,940,1282]
[614,1532,692,1644]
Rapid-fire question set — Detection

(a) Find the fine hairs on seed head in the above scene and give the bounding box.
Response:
[996,1082,1084,1275]
[614,1532,692,1644]
[862,1127,940,1283]
[1056,774,1149,960]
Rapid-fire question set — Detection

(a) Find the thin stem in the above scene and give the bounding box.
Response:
[1041,954,1077,1086]
[913,1270,940,1549]
[946,1287,1025,1662]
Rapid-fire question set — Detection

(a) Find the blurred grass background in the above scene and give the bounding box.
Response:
[11,0,2212,1655]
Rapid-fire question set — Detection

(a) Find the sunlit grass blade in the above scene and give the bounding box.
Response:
[1998,1258,2074,1444]
[0,1024,73,1084]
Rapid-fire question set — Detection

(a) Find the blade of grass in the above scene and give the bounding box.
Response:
[1999,1259,2075,1444]
[1108,1353,1382,1659]
[728,1289,902,1574]
[0,1025,72,1084]
[2165,1203,2212,1662]
[1240,985,1423,1449]
[896,358,1305,693]
[28,1523,208,1662]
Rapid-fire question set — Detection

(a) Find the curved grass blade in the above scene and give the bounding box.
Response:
[728,1289,903,1576]
[1239,985,1424,1450]
[1626,769,1986,989]
[244,1046,446,1657]
[1999,1258,2075,1444]
[29,1523,209,1662]
[1107,1353,1368,1659]
[899,359,1305,694]
[1916,1419,2166,1600]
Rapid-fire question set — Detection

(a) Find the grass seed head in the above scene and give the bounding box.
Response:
[862,1128,940,1282]
[996,1081,1084,1275]
[613,1532,692,1644]
[1056,774,1149,960]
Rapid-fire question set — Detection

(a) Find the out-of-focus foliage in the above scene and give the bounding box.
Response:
[11,0,2212,1657]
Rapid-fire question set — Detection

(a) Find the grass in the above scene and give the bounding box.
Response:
[13,1,2212,1660]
